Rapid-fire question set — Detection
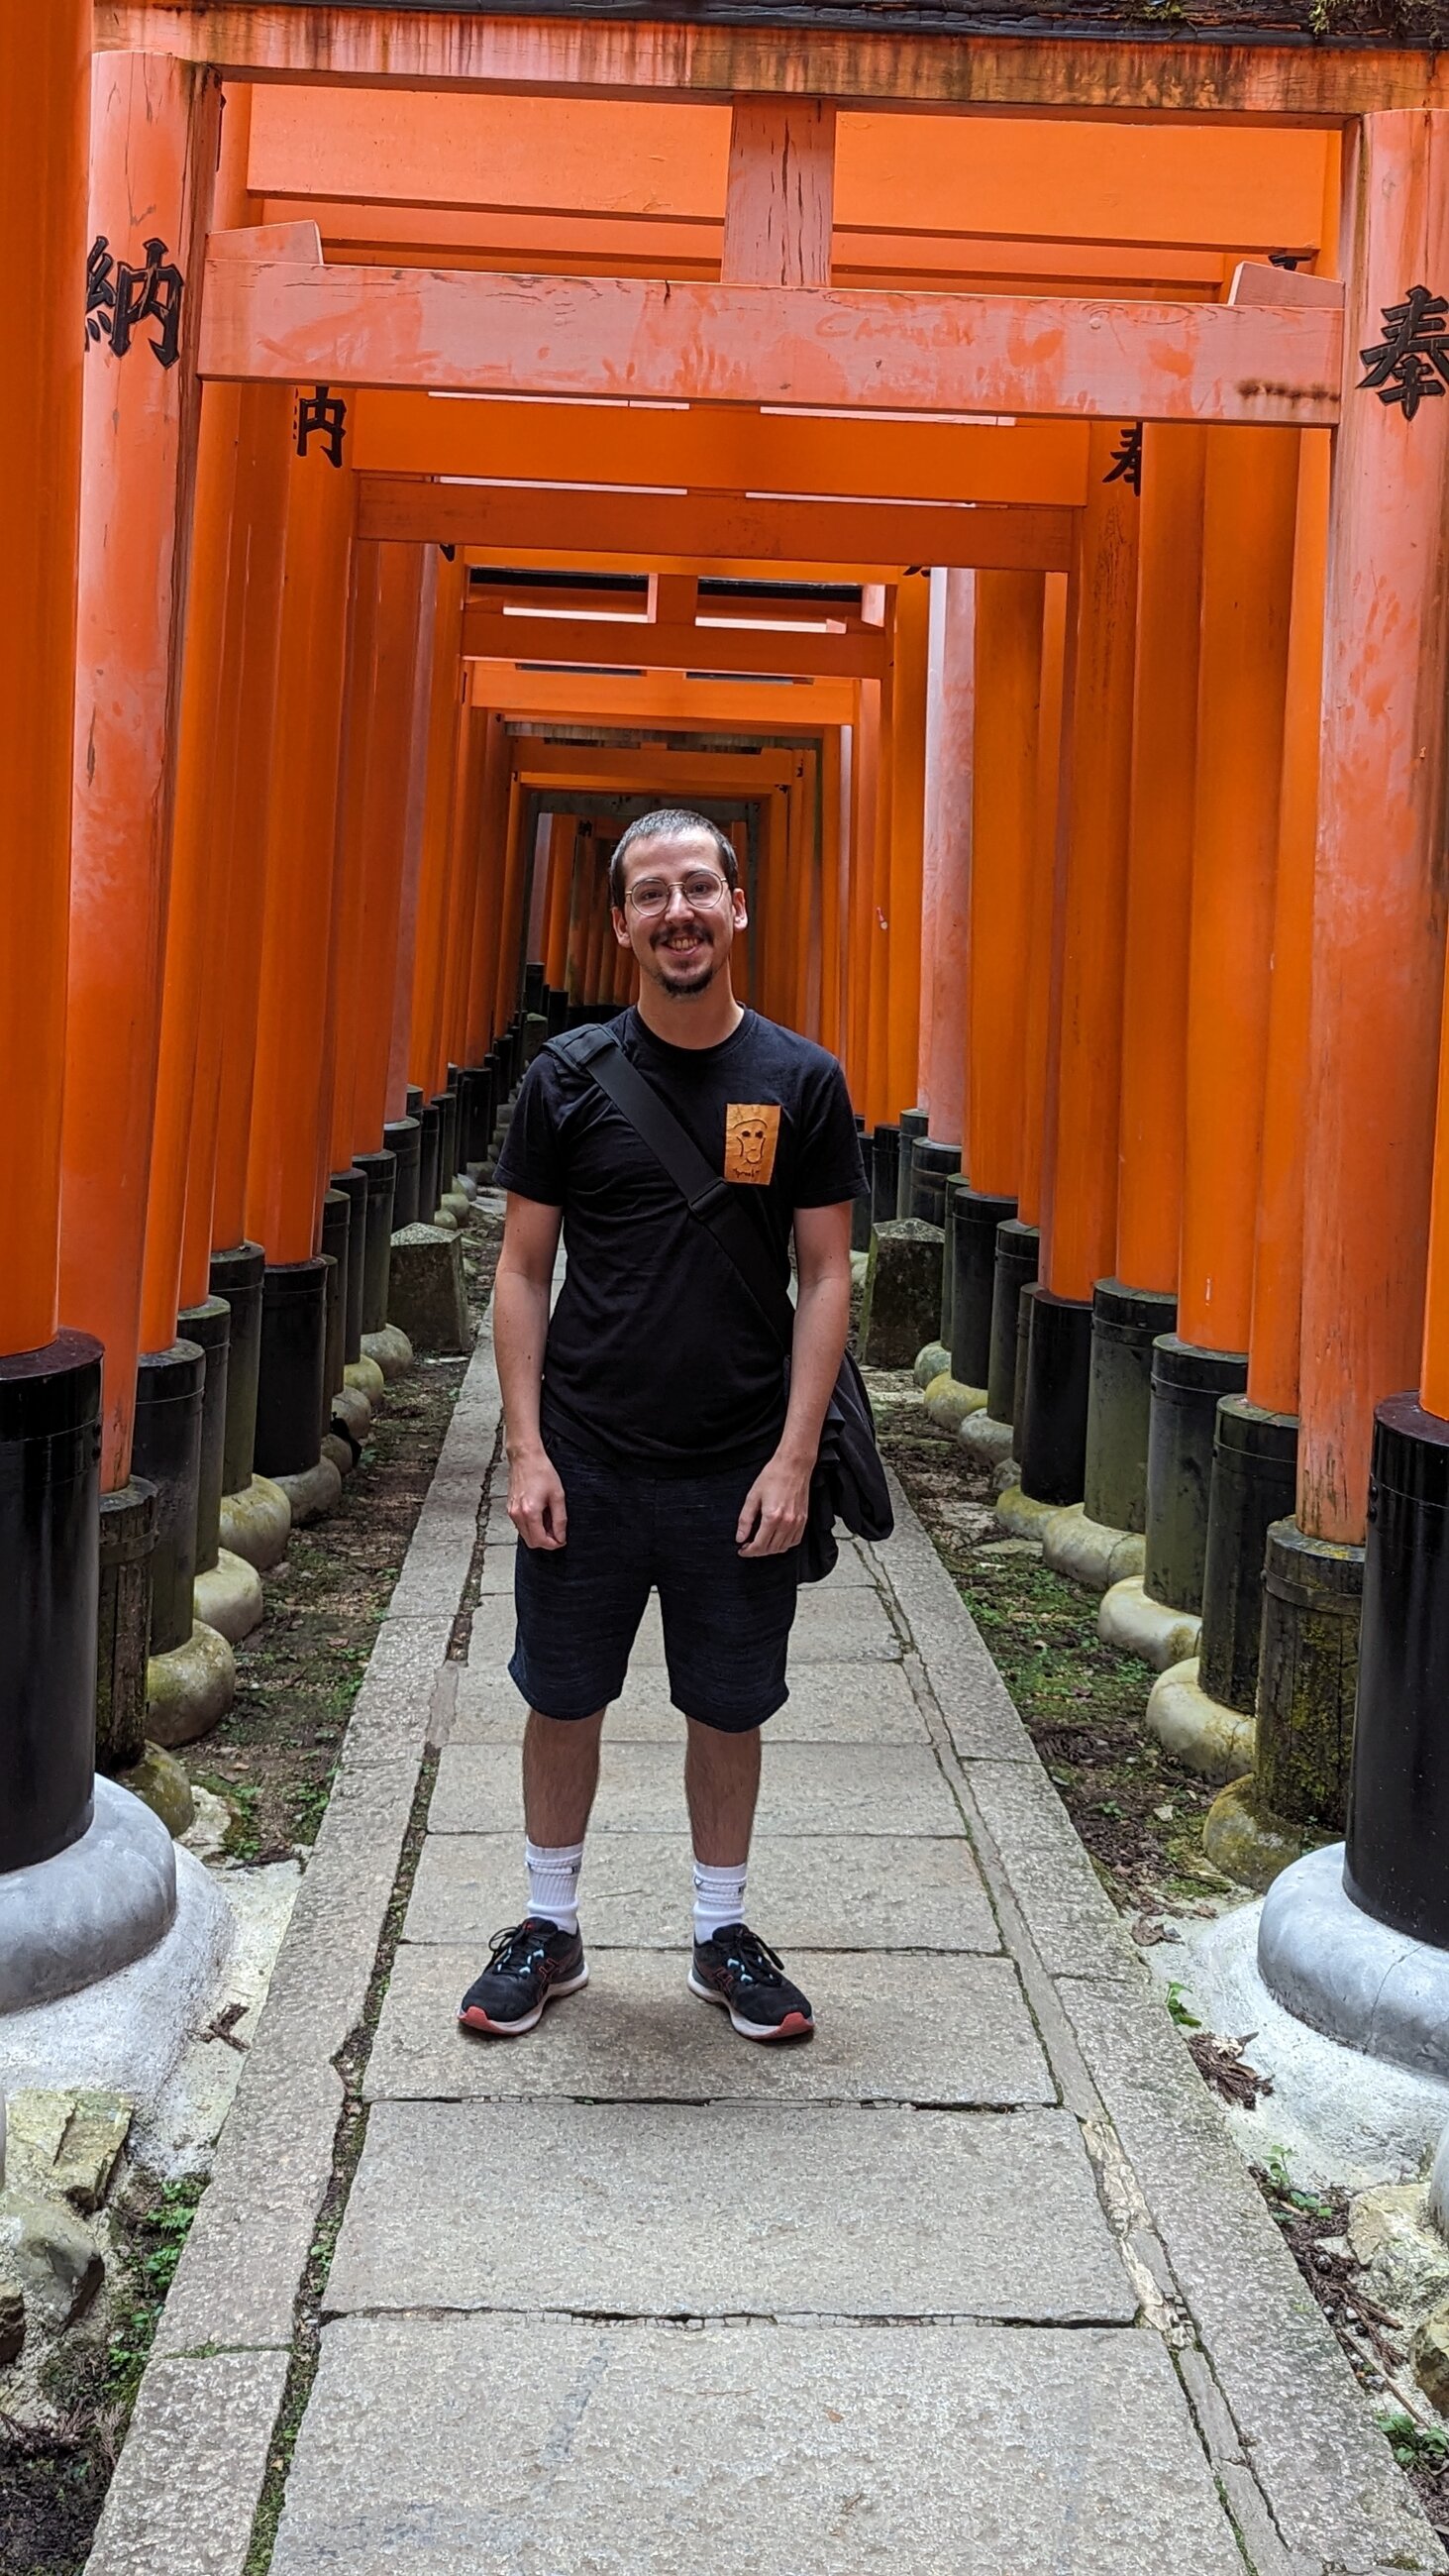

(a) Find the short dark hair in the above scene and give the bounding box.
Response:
[608,808,738,910]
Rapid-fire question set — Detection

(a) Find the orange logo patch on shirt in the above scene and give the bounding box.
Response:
[724,1103,781,1187]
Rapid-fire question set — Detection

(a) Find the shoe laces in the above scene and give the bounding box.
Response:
[714,1924,787,1986]
[486,1917,555,1974]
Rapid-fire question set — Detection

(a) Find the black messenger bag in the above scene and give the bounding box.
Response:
[547,1022,893,1582]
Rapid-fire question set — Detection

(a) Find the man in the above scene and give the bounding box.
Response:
[460,807,864,2044]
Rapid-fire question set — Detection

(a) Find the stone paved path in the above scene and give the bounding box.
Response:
[254,1407,1437,2573]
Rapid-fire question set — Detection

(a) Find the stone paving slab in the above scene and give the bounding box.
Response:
[366,1946,1052,2106]
[270,2313,1244,2576]
[86,2348,291,2576]
[429,1740,966,1838]
[402,1829,1000,1952]
[465,1582,904,1671]
[962,1759,1142,1986]
[324,2100,1134,2321]
[450,1657,928,1744]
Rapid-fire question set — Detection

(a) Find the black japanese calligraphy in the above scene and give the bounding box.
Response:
[1359,284,1449,421]
[86,234,183,368]
[295,385,348,468]
[1103,421,1143,495]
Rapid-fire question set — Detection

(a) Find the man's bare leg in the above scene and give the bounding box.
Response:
[683,1716,761,1867]
[523,1707,605,1846]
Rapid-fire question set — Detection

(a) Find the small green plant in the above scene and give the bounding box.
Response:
[1262,2143,1334,2223]
[1377,2410,1449,2474]
[1166,1981,1201,2029]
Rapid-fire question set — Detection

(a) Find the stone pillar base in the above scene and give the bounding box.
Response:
[193,1548,264,1645]
[345,1355,386,1402]
[146,1620,236,1749]
[959,1412,1016,1469]
[0,1776,175,2013]
[1144,1656,1254,1781]
[361,1322,414,1381]
[274,1455,344,1527]
[217,1473,290,1573]
[1260,1841,1449,2084]
[1041,1503,1145,1594]
[923,1374,987,1435]
[1201,1774,1307,1894]
[1098,1574,1202,1671]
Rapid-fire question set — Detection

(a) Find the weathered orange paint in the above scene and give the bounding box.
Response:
[325,543,382,1174]
[199,254,1344,428]
[437,709,487,1086]
[406,568,467,1097]
[542,817,576,993]
[885,575,930,1119]
[1114,424,1206,1296]
[1299,115,1449,1539]
[1039,432,1139,1302]
[846,682,879,1112]
[919,570,972,1148]
[464,713,512,1064]
[493,773,531,1037]
[0,0,87,1355]
[818,730,844,1061]
[244,85,1326,255]
[208,386,293,1252]
[1248,433,1329,1420]
[463,607,884,682]
[722,98,835,290]
[98,6,1449,126]
[354,390,1089,509]
[350,544,426,1149]
[968,571,1046,1198]
[1177,428,1299,1353]
[60,53,220,1487]
[1015,578,1069,1232]
[244,436,356,1264]
[140,368,242,1351]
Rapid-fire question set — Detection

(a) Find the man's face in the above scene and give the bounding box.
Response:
[612,829,749,999]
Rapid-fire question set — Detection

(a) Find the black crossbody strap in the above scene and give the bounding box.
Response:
[548,1022,795,1356]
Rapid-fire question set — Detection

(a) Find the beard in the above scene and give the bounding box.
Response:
[645,923,721,998]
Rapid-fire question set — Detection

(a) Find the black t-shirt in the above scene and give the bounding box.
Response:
[494,1007,866,1473]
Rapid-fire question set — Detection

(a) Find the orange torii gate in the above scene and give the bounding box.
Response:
[10,1,1449,2074]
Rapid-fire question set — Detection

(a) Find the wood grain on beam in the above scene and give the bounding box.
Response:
[352,392,1090,508]
[359,478,1076,572]
[200,257,1342,425]
[97,7,1449,122]
[462,607,886,678]
[721,99,835,288]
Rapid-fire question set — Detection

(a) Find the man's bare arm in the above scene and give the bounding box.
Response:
[736,1201,853,1558]
[494,1193,568,1550]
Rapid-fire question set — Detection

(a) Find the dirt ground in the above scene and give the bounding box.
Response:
[0,1205,502,2576]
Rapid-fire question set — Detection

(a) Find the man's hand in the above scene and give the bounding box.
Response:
[508,1445,569,1551]
[737,1448,812,1558]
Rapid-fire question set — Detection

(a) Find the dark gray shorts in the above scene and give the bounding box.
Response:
[509,1434,799,1733]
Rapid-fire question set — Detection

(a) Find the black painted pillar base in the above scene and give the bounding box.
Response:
[0,1333,103,1872]
[1347,1395,1449,1945]
[871,1124,900,1229]
[524,960,546,1016]
[382,1116,421,1230]
[406,1085,424,1120]
[209,1240,265,1497]
[1144,1338,1248,1614]
[1198,1398,1299,1714]
[328,1169,367,1365]
[95,1473,156,1779]
[949,1186,1017,1393]
[1018,1289,1092,1507]
[354,1149,397,1338]
[256,1259,330,1478]
[546,988,569,1037]
[432,1090,460,1197]
[460,1066,492,1167]
[910,1138,961,1232]
[177,1296,231,1580]
[319,1187,351,1416]
[895,1108,929,1220]
[852,1120,875,1254]
[131,1342,206,1657]
[1083,1280,1178,1537]
[989,1219,1039,1426]
[418,1105,441,1221]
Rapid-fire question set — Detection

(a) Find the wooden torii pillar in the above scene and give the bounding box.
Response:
[0,0,102,1884]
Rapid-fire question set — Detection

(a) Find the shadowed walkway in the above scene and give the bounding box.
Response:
[253,1387,1433,2571]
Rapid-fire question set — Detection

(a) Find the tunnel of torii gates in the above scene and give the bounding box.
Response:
[10,0,1449,2040]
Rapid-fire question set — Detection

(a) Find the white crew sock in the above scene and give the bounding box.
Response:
[693,1858,749,1945]
[525,1839,584,1934]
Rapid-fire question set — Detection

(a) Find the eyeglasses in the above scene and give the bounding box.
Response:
[624,871,732,917]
